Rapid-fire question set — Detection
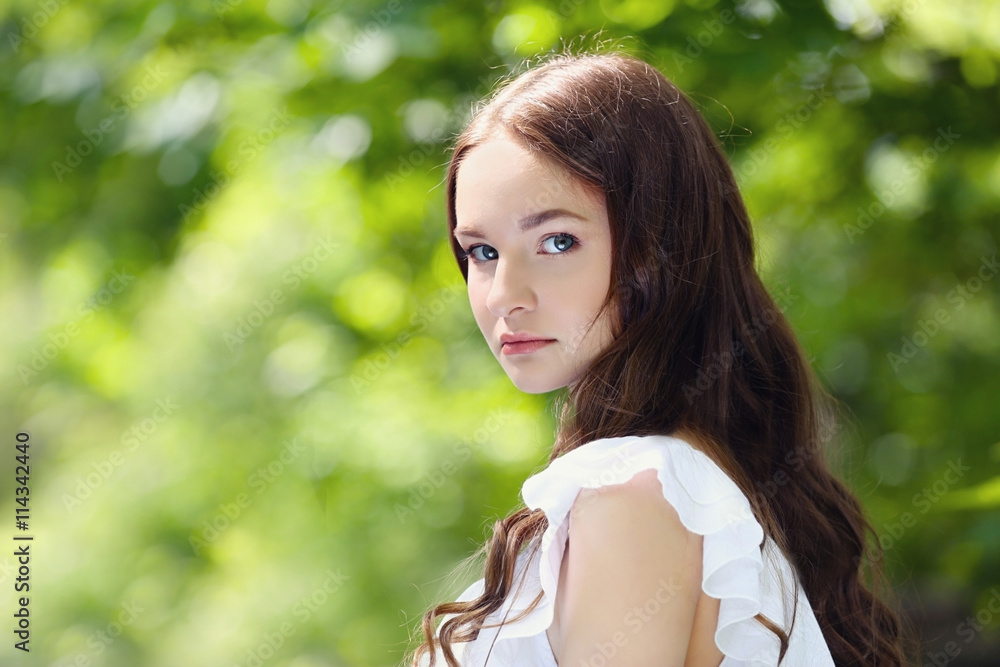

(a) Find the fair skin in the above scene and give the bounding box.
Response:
[452,133,616,394]
[547,467,725,667]
[453,133,725,665]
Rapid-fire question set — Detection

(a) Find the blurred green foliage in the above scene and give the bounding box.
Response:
[1,0,998,665]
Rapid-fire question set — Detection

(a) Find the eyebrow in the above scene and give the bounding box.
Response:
[453,208,587,240]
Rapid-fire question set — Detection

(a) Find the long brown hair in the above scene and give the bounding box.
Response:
[409,44,916,666]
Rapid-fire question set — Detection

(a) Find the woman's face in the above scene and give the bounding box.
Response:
[453,134,617,394]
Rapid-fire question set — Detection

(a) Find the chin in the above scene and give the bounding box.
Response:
[505,372,567,395]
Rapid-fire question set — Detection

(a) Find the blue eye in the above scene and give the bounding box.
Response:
[541,233,577,254]
[460,233,580,264]
[466,244,498,263]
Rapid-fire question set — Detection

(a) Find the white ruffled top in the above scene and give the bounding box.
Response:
[419,434,835,666]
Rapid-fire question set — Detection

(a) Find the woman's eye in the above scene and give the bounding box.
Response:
[467,245,498,262]
[463,234,578,264]
[542,233,577,254]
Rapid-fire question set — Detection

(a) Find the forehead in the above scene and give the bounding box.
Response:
[454,136,602,219]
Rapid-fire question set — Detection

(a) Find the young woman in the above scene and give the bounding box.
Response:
[407,47,914,666]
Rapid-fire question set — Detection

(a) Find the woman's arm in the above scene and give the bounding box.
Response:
[554,467,704,667]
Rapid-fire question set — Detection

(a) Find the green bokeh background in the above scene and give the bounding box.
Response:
[1,0,998,665]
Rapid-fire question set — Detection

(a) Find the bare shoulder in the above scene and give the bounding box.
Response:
[567,467,697,575]
[571,467,679,526]
[550,466,726,667]
[552,467,707,666]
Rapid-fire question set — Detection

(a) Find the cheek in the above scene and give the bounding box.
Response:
[468,282,492,321]
[574,264,611,311]
[467,278,484,304]
[572,263,614,339]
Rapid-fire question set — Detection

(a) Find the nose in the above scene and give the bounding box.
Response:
[486,257,536,318]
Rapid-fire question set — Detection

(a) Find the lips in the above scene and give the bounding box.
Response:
[500,338,555,356]
[499,332,554,345]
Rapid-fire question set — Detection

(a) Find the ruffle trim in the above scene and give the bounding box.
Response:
[425,434,832,666]
[516,434,787,666]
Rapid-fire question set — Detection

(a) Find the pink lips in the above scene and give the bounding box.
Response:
[501,339,555,355]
